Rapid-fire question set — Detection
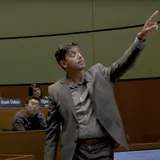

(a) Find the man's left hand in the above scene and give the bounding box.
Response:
[138,10,159,40]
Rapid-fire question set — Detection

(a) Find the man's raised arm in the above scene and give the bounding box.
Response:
[98,10,159,82]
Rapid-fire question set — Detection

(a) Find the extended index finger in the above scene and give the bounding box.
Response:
[149,10,159,22]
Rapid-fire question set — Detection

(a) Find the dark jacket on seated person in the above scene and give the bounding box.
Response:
[12,109,47,131]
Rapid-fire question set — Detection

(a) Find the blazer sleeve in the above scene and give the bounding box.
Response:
[98,37,146,82]
[44,86,61,160]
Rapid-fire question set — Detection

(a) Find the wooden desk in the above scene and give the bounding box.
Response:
[6,155,34,160]
[0,108,48,130]
[0,131,45,160]
[0,154,34,160]
[0,130,160,160]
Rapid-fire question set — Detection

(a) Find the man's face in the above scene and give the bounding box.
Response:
[33,87,41,98]
[25,98,40,116]
[60,46,85,71]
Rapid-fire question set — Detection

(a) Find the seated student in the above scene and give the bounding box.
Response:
[28,83,48,107]
[12,96,47,131]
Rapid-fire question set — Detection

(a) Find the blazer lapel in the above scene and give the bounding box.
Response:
[85,72,98,113]
[59,72,93,122]
[85,72,93,100]
[59,78,78,122]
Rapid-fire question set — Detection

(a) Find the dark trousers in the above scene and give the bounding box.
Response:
[73,142,114,160]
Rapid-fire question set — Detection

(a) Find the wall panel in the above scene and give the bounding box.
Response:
[0,34,94,84]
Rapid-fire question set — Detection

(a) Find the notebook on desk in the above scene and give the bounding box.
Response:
[114,148,160,160]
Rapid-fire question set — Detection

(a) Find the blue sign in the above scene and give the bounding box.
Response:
[0,99,22,108]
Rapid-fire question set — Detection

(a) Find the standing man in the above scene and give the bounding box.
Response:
[44,11,159,160]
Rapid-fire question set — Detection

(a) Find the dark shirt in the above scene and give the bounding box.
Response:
[68,74,108,139]
[12,109,47,131]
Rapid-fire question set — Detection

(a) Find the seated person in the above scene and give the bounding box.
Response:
[28,83,48,107]
[12,96,47,131]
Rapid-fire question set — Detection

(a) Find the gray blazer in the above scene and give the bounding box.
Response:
[44,37,146,160]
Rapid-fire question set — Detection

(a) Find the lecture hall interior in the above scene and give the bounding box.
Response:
[0,1,160,160]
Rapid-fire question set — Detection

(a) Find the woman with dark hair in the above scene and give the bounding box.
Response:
[28,84,43,98]
[28,84,48,107]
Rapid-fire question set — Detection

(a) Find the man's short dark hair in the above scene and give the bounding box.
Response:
[26,96,40,104]
[55,41,78,64]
